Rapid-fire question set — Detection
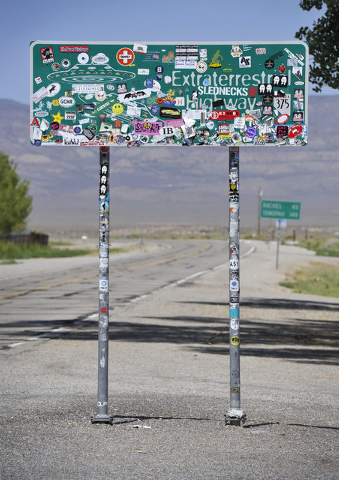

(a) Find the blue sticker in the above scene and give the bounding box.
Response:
[230,309,239,317]
[146,78,154,88]
[74,126,81,134]
[150,105,159,115]
[34,139,42,146]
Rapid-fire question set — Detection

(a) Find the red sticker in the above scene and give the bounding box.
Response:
[249,87,258,97]
[116,48,134,66]
[59,46,89,53]
[211,110,239,120]
[100,307,107,314]
[288,124,303,138]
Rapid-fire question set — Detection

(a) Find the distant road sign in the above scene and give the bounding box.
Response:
[261,200,301,220]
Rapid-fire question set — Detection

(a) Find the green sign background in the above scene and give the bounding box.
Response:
[30,41,308,147]
[261,200,301,220]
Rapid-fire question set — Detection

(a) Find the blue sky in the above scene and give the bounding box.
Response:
[0,0,337,104]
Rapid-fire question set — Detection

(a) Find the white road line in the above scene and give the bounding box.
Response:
[6,243,256,348]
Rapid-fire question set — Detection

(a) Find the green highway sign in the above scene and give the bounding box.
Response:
[261,200,301,220]
[30,41,308,147]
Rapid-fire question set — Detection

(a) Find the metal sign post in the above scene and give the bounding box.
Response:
[225,147,246,426]
[91,146,113,425]
[276,220,281,270]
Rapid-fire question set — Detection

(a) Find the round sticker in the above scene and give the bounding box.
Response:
[78,53,89,64]
[52,63,60,71]
[52,99,59,106]
[61,59,71,69]
[249,87,257,97]
[203,78,210,86]
[156,98,163,105]
[276,114,289,125]
[288,124,303,138]
[46,83,61,97]
[196,61,207,73]
[207,121,214,129]
[112,103,123,114]
[95,91,107,102]
[231,336,240,346]
[34,139,42,146]
[155,65,163,74]
[74,126,81,134]
[100,307,107,314]
[50,122,59,130]
[245,126,257,138]
[231,387,238,394]
[151,105,159,115]
[164,76,172,84]
[116,48,134,66]
[265,59,275,69]
[107,84,115,91]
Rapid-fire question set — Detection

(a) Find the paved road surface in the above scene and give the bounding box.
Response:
[0,240,251,350]
[1,240,338,479]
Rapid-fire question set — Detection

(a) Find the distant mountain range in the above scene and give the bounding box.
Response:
[0,96,338,233]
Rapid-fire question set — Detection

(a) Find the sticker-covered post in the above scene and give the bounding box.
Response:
[225,146,246,426]
[91,146,113,425]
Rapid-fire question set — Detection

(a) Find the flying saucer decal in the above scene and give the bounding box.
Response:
[46,63,136,84]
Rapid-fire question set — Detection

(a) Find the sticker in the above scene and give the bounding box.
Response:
[288,124,303,138]
[40,46,54,63]
[231,336,240,346]
[249,87,258,97]
[35,77,42,84]
[72,84,104,94]
[230,258,239,270]
[58,96,75,108]
[60,45,89,53]
[292,112,304,122]
[134,121,162,135]
[239,56,251,68]
[46,83,61,97]
[92,53,109,64]
[294,81,305,86]
[61,59,71,69]
[272,75,288,87]
[276,125,288,137]
[230,318,239,330]
[222,66,233,74]
[211,110,239,120]
[230,309,239,318]
[163,119,184,127]
[255,47,266,55]
[230,45,242,58]
[159,107,181,119]
[209,49,223,68]
[196,61,207,73]
[118,89,151,103]
[77,52,89,64]
[262,105,273,115]
[30,117,40,127]
[231,387,238,394]
[245,126,257,138]
[294,89,304,99]
[292,66,303,81]
[212,99,224,109]
[127,106,141,117]
[51,63,61,71]
[274,94,290,115]
[133,43,147,54]
[95,91,107,102]
[52,99,59,107]
[116,48,134,66]
[265,59,275,69]
[32,86,49,103]
[230,279,239,291]
[100,307,107,314]
[155,65,163,74]
[276,114,289,125]
[99,279,108,292]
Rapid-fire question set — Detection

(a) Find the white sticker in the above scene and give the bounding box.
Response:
[230,279,239,292]
[32,87,49,103]
[133,43,148,54]
[35,77,42,84]
[164,75,172,84]
[138,68,149,75]
[127,106,141,117]
[46,83,61,97]
[99,279,109,292]
[274,94,291,115]
[234,117,245,129]
[78,52,89,64]
[230,319,239,330]
[58,96,76,108]
[239,56,251,68]
[72,84,104,94]
[92,53,109,64]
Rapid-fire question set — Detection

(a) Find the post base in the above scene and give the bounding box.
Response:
[91,414,114,425]
[225,409,246,426]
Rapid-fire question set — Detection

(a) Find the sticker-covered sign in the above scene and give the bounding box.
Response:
[30,41,308,147]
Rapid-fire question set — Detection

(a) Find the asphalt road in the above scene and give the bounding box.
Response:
[0,240,250,350]
[1,240,338,480]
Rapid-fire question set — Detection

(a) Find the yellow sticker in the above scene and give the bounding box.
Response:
[52,99,59,106]
[112,103,123,114]
[231,336,240,346]
[231,387,238,394]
